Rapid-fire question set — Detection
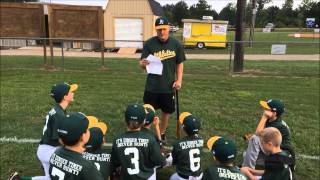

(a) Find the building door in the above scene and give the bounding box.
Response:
[115,18,143,48]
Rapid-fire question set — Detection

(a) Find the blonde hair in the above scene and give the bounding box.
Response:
[259,127,282,147]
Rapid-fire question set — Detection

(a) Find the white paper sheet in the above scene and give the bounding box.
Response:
[146,55,163,75]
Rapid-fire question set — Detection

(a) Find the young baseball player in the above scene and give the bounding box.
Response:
[111,103,165,180]
[49,112,103,180]
[83,116,111,180]
[242,99,294,169]
[8,82,78,180]
[170,112,204,180]
[39,82,78,178]
[142,104,161,142]
[203,136,248,180]
[240,127,294,180]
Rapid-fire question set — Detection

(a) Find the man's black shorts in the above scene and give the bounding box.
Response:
[143,91,175,114]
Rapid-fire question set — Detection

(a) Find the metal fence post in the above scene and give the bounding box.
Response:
[100,39,106,70]
[229,42,233,74]
[61,40,64,71]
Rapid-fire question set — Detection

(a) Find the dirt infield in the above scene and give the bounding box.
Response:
[1,46,319,61]
[288,33,320,38]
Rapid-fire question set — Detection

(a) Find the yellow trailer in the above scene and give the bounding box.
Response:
[182,19,228,48]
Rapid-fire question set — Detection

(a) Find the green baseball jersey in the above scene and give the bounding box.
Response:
[261,151,293,180]
[172,136,204,177]
[40,104,66,146]
[141,127,158,141]
[202,165,248,180]
[266,118,291,150]
[49,147,103,180]
[141,36,186,93]
[83,148,112,180]
[111,130,165,180]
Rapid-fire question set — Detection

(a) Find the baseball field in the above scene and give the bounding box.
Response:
[0,55,319,179]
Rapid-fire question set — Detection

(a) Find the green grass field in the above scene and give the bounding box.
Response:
[171,30,320,54]
[0,56,319,179]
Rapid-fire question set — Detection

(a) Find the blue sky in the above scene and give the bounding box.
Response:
[40,0,304,12]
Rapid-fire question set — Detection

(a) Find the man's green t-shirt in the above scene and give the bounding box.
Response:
[172,136,204,177]
[40,104,66,146]
[83,148,112,180]
[49,147,103,180]
[141,36,186,93]
[111,130,165,180]
[202,165,248,180]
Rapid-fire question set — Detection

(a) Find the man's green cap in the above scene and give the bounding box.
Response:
[155,17,169,30]
[125,104,146,124]
[260,99,285,116]
[50,82,78,103]
[57,112,88,143]
[207,136,237,163]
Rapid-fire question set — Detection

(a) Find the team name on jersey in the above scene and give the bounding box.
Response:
[179,139,204,150]
[154,50,176,61]
[217,168,246,180]
[116,138,149,148]
[50,154,83,175]
[83,152,111,162]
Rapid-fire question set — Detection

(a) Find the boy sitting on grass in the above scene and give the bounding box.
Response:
[83,116,111,180]
[170,112,204,180]
[203,136,248,180]
[111,104,165,180]
[242,99,294,170]
[49,112,103,180]
[240,127,294,180]
[142,104,162,143]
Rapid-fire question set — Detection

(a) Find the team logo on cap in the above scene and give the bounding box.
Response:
[159,19,164,24]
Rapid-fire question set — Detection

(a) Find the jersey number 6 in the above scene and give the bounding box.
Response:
[189,149,201,172]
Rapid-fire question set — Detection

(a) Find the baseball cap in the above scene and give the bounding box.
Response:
[86,120,108,149]
[155,17,169,30]
[143,104,155,125]
[179,112,201,134]
[260,99,285,116]
[125,104,146,124]
[207,136,237,163]
[57,112,88,143]
[50,82,78,103]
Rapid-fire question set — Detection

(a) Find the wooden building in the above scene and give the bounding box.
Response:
[104,0,164,49]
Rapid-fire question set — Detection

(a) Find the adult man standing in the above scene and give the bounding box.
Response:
[139,17,186,142]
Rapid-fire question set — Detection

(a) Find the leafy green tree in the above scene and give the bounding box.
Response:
[172,0,190,27]
[219,3,236,26]
[163,4,175,25]
[189,0,212,19]
[257,0,272,11]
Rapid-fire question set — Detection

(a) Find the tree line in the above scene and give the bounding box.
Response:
[163,0,319,28]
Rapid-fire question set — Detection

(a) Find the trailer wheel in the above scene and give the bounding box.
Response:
[197,42,205,49]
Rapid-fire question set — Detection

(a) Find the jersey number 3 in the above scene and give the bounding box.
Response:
[124,147,140,175]
[189,149,201,172]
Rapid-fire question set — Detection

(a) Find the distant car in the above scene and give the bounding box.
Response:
[265,23,274,31]
[170,26,179,32]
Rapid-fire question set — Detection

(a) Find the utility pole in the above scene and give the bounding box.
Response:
[249,0,257,47]
[233,0,246,72]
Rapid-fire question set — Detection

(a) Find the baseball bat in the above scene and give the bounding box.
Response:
[176,90,181,139]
